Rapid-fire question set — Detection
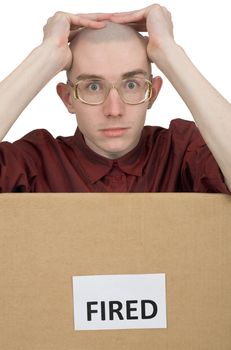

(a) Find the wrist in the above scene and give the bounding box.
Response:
[39,39,71,73]
[149,40,184,71]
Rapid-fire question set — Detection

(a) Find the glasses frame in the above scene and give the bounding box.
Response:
[67,77,153,105]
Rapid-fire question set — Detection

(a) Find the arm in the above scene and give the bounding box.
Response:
[111,4,231,191]
[0,11,111,141]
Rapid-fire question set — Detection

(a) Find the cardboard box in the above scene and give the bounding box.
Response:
[0,193,231,349]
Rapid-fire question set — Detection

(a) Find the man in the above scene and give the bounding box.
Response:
[0,4,230,192]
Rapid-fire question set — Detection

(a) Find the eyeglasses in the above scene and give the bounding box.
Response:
[67,77,153,105]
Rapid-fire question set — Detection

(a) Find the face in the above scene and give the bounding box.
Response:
[60,37,161,159]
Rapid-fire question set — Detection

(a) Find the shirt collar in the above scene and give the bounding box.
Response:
[73,128,147,183]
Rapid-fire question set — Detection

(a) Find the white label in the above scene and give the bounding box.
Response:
[72,274,167,330]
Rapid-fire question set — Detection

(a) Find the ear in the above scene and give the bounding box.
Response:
[56,83,75,114]
[147,76,163,109]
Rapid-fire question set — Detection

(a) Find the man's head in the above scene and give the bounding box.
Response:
[57,22,162,159]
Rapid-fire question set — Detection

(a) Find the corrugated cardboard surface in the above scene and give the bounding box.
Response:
[0,193,231,350]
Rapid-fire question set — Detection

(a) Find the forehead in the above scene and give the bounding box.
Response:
[71,38,150,80]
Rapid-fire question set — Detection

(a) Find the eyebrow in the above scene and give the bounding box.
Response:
[75,69,148,81]
[122,69,148,79]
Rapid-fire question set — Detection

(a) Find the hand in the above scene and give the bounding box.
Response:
[110,4,175,63]
[42,11,112,70]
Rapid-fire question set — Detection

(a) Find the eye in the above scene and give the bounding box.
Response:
[88,82,101,92]
[126,81,138,90]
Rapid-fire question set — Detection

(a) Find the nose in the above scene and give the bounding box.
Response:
[103,87,125,118]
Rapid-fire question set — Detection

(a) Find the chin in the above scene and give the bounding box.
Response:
[102,141,133,159]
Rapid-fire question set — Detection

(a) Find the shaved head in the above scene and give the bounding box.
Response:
[70,21,147,47]
[68,22,151,78]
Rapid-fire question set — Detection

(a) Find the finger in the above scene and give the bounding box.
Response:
[77,13,112,21]
[111,9,140,16]
[111,8,147,18]
[110,12,148,32]
[68,21,106,41]
[69,15,107,30]
[52,11,108,31]
[110,11,146,25]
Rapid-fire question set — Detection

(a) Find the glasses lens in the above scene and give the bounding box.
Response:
[77,79,107,104]
[119,78,151,104]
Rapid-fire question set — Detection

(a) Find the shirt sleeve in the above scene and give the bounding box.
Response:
[0,140,35,192]
[179,122,231,194]
[0,130,49,192]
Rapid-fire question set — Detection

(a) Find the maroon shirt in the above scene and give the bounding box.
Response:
[0,119,229,193]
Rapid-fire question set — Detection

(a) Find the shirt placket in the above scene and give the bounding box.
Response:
[106,160,127,192]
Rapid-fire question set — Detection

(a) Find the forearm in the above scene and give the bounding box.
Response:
[154,42,231,190]
[0,41,64,141]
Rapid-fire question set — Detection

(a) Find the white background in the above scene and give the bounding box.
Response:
[0,0,230,142]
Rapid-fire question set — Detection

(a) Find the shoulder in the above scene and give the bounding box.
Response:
[144,118,205,147]
[169,118,204,145]
[18,129,56,144]
[13,128,76,148]
[168,118,200,137]
[0,129,66,159]
[143,118,197,134]
[141,119,207,159]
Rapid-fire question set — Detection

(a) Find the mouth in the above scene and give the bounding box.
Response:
[100,127,130,137]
